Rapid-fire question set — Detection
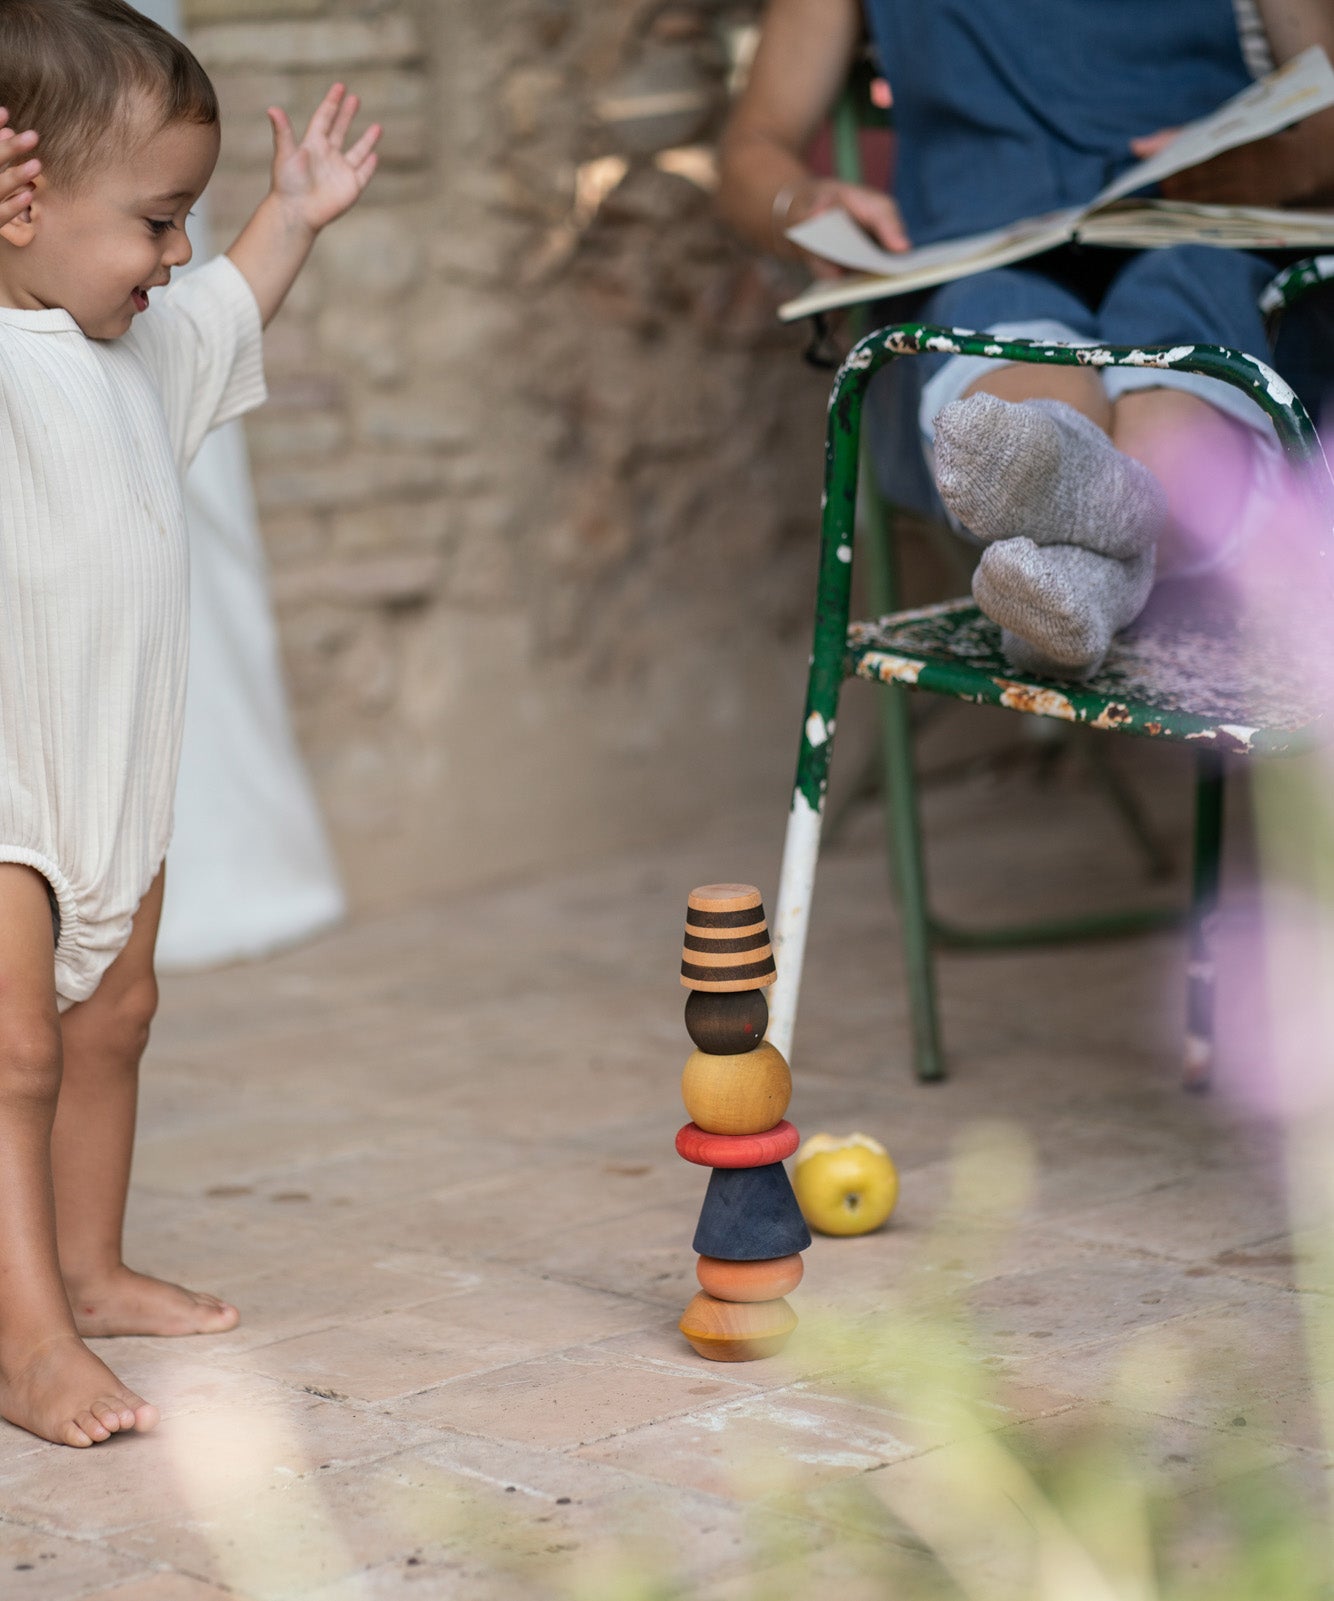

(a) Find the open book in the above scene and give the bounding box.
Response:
[779,45,1334,323]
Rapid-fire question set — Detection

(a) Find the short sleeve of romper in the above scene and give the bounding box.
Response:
[0,254,267,1006]
[121,253,267,469]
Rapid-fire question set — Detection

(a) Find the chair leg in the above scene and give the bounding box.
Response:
[1082,736,1175,881]
[878,678,946,1082]
[858,465,946,1081]
[769,784,827,1065]
[1184,751,1226,1091]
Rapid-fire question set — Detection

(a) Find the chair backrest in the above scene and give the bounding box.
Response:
[827,69,943,521]
[1273,292,1334,430]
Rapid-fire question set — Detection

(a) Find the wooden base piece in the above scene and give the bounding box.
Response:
[697,1254,804,1302]
[679,1292,797,1362]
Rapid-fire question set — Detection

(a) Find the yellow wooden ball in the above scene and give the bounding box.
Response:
[681,1041,792,1135]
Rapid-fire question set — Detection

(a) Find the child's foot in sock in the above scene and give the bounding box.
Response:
[973,537,1155,678]
[934,393,1168,560]
[66,1266,239,1337]
[0,1331,158,1447]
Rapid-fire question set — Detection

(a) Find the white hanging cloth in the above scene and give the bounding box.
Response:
[156,415,345,968]
[139,0,345,967]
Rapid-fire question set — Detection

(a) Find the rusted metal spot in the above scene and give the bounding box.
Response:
[1145,721,1163,736]
[1091,701,1132,730]
[868,652,924,686]
[1186,723,1256,753]
[995,680,1076,720]
[1218,722,1259,752]
[1183,1031,1212,1089]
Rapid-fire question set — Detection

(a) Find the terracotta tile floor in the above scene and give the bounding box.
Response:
[2,727,1331,1598]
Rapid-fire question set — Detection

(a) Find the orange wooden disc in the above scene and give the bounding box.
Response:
[675,1120,800,1168]
[696,1254,804,1302]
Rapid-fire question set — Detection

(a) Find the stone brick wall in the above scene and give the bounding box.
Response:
[184,0,832,909]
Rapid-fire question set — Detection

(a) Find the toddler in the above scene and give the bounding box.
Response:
[0,0,378,1447]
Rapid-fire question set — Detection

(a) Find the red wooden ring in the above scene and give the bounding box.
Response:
[675,1119,800,1168]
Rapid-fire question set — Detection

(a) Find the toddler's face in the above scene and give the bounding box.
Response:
[7,105,220,339]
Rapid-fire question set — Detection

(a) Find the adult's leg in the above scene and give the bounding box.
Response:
[918,271,1160,674]
[964,361,1110,428]
[1111,387,1255,576]
[0,864,155,1446]
[917,266,1109,440]
[933,246,1278,674]
[52,867,238,1337]
[1101,245,1277,578]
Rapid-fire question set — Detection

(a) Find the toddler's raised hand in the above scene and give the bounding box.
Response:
[266,84,380,233]
[229,84,381,326]
[0,110,40,229]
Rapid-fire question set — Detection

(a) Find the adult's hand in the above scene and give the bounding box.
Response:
[782,176,910,278]
[1131,122,1332,207]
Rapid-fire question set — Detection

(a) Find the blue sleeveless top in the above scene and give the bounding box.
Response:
[861,0,1255,245]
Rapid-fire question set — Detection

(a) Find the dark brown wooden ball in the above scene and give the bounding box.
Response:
[684,987,768,1054]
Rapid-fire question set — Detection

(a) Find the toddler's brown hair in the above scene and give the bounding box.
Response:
[0,0,217,191]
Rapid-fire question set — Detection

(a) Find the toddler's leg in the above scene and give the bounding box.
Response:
[52,869,238,1337]
[0,865,156,1446]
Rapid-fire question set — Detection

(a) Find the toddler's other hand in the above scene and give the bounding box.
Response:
[267,83,380,233]
[785,178,909,279]
[0,110,40,229]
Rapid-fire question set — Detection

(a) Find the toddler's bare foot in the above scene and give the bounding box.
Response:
[0,1332,158,1447]
[67,1266,239,1338]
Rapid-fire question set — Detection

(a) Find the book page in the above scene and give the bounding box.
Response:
[784,206,1079,281]
[1077,199,1334,250]
[778,46,1334,322]
[775,222,1083,323]
[1094,45,1334,206]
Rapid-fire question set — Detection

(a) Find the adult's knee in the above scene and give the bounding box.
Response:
[1101,246,1272,353]
[926,265,1093,337]
[0,1013,63,1107]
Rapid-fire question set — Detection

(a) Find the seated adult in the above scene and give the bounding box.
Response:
[718,0,1334,677]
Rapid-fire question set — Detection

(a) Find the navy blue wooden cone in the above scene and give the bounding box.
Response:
[691,1162,812,1261]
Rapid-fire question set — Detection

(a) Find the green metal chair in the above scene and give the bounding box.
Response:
[766,308,1334,1088]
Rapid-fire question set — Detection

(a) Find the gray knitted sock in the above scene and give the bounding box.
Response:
[934,394,1168,560]
[973,538,1156,679]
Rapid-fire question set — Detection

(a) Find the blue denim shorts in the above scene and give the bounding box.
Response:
[916,244,1278,443]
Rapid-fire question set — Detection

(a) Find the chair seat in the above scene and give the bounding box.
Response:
[848,595,1323,755]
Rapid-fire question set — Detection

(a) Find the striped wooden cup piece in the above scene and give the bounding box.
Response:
[680,883,776,993]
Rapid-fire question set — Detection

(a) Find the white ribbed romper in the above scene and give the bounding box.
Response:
[0,255,266,1005]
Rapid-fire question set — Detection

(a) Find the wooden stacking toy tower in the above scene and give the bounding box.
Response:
[676,884,810,1361]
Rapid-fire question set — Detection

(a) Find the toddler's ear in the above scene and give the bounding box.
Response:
[0,199,36,247]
